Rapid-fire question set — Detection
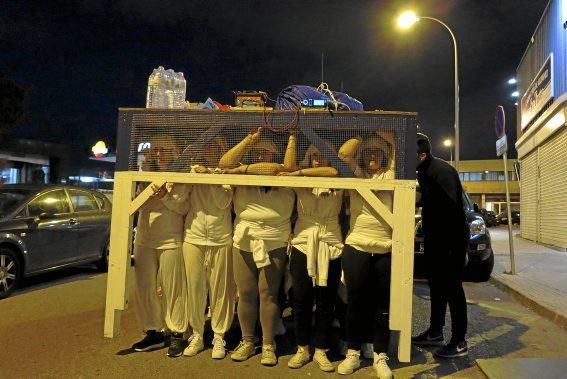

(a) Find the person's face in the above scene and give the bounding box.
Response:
[154,146,175,170]
[310,149,329,168]
[363,148,386,173]
[251,148,273,163]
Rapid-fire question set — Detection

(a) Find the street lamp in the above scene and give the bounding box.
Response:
[397,10,460,171]
[443,138,453,165]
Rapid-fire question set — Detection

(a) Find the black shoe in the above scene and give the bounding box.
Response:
[167,333,188,358]
[132,330,165,352]
[411,329,444,346]
[164,331,172,347]
[434,340,468,358]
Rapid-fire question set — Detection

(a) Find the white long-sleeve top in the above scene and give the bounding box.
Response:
[291,188,344,286]
[183,184,233,246]
[345,170,394,254]
[233,186,295,268]
[135,185,191,250]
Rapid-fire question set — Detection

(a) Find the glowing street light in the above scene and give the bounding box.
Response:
[508,78,517,85]
[511,90,519,97]
[397,11,420,29]
[396,10,461,171]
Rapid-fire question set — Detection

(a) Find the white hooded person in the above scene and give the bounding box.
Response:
[131,135,191,358]
[219,128,296,366]
[277,140,344,372]
[335,131,395,379]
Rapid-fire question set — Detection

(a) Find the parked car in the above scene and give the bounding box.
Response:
[0,184,112,299]
[480,209,497,227]
[496,210,520,225]
[414,192,494,282]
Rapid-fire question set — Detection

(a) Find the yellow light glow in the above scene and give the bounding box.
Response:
[443,139,452,147]
[397,11,420,29]
[92,140,108,158]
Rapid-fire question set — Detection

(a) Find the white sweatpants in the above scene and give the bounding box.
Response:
[133,245,187,333]
[183,243,236,336]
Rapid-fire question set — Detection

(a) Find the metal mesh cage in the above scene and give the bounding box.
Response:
[116,109,417,179]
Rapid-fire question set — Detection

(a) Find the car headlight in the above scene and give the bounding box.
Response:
[470,218,486,236]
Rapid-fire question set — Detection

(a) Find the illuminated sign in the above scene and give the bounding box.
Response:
[521,54,554,129]
[91,141,108,158]
[138,142,151,152]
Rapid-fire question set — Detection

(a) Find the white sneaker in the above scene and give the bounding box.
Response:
[230,340,256,362]
[361,343,374,359]
[314,348,334,372]
[261,344,277,366]
[211,336,226,359]
[183,333,204,357]
[373,352,393,379]
[288,346,310,369]
[337,349,360,375]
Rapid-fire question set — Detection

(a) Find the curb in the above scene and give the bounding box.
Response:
[489,276,567,329]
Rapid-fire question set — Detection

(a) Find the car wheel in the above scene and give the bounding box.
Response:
[467,252,494,282]
[0,247,23,299]
[96,243,109,272]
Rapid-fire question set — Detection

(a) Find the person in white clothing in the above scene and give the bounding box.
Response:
[336,132,395,379]
[278,142,344,372]
[131,135,191,359]
[220,129,296,366]
[182,137,237,360]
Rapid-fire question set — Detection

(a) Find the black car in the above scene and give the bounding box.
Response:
[496,211,521,225]
[414,192,494,282]
[480,209,497,227]
[0,184,112,298]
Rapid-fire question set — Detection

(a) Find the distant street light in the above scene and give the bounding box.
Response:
[397,10,460,171]
[511,91,519,97]
[508,78,517,85]
[443,138,453,165]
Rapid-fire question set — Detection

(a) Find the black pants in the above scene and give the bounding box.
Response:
[427,258,468,342]
[290,247,341,349]
[342,245,391,353]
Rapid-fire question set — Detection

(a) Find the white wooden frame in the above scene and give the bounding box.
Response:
[104,171,416,362]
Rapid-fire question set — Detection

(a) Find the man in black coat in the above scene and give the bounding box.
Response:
[412,132,470,358]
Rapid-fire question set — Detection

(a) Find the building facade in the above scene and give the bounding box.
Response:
[0,134,71,184]
[458,159,520,214]
[515,0,567,249]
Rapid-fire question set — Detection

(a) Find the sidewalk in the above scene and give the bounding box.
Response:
[489,225,567,328]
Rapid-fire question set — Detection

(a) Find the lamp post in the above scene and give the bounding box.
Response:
[443,138,453,165]
[397,11,460,171]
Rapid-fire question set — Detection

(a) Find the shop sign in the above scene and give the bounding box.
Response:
[138,142,151,152]
[92,141,108,158]
[521,54,554,129]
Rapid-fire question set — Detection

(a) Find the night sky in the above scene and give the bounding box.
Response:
[1,0,550,160]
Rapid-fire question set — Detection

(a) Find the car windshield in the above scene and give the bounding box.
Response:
[0,189,35,216]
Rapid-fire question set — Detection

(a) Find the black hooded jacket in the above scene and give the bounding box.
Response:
[417,155,469,260]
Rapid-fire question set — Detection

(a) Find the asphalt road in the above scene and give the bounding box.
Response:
[1,262,567,378]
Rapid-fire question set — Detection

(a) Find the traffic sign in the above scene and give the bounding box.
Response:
[495,105,506,139]
[496,135,508,157]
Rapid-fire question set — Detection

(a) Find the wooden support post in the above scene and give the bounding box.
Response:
[104,173,135,338]
[391,184,416,362]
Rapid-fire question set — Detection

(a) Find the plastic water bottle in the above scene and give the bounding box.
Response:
[163,69,175,108]
[174,72,187,108]
[146,68,158,108]
[146,66,165,108]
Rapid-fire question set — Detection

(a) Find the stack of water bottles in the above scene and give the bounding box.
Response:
[146,66,187,109]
